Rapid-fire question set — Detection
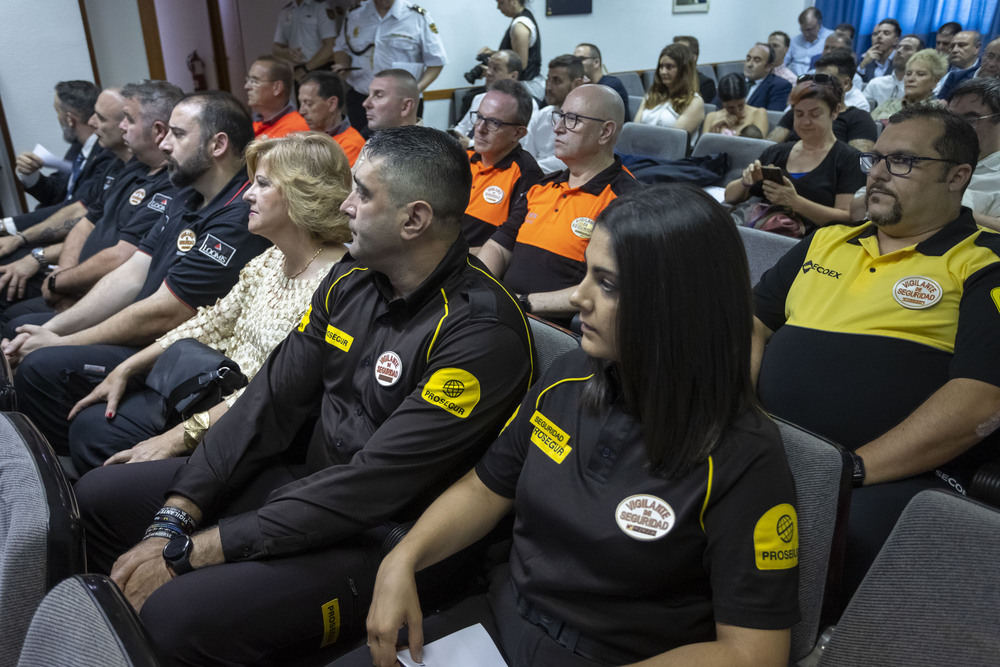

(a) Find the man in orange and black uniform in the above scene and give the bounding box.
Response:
[463,79,542,249]
[298,70,365,166]
[245,55,310,138]
[477,84,640,325]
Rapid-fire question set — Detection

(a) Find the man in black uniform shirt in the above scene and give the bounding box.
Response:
[9,91,268,452]
[74,126,534,664]
[0,81,184,329]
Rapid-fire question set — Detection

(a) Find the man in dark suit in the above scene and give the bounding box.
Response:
[15,81,114,209]
[739,43,792,111]
[938,31,982,100]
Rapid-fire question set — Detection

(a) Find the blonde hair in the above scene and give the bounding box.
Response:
[244,132,351,244]
[907,48,950,82]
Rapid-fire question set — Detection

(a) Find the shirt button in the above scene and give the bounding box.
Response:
[465,280,474,287]
[869,268,876,273]
[336,438,344,447]
[243,547,251,556]
[363,357,371,366]
[355,408,363,416]
[602,447,611,458]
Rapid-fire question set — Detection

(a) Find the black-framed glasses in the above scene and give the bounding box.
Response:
[551,110,608,130]
[797,73,835,85]
[859,152,958,176]
[469,111,521,132]
[960,111,1000,127]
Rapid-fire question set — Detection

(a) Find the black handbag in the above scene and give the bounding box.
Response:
[144,338,247,427]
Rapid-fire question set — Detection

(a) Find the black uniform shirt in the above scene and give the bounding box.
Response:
[136,172,267,308]
[79,158,180,262]
[168,238,535,561]
[477,349,799,662]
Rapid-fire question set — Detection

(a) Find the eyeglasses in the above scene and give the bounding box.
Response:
[959,111,1000,127]
[797,73,835,85]
[245,76,274,86]
[858,152,958,176]
[470,111,522,132]
[551,110,608,130]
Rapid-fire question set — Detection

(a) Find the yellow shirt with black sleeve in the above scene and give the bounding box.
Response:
[167,237,535,561]
[755,209,1000,473]
[475,348,799,665]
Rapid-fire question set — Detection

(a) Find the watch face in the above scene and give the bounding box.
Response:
[163,534,192,561]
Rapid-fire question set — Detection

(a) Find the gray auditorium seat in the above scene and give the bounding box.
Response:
[616,122,688,162]
[0,412,84,666]
[714,60,745,79]
[17,574,158,667]
[767,109,786,134]
[817,490,1000,666]
[608,71,644,97]
[697,63,717,84]
[691,132,775,186]
[773,417,852,663]
[528,314,580,378]
[737,226,797,285]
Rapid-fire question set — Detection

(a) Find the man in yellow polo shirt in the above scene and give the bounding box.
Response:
[752,104,1000,596]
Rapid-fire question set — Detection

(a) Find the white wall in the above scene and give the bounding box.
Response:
[84,0,150,87]
[0,0,95,212]
[155,0,219,92]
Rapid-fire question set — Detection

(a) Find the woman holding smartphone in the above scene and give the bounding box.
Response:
[725,75,866,231]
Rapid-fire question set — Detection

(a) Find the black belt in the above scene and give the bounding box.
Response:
[510,581,611,663]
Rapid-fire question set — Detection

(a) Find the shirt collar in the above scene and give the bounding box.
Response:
[846,207,978,256]
[327,116,352,137]
[253,103,296,124]
[81,133,99,158]
[361,234,472,312]
[469,144,523,170]
[180,170,250,217]
[544,156,629,196]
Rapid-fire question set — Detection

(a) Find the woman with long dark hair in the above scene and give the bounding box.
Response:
[703,72,769,137]
[349,184,799,667]
[635,43,706,144]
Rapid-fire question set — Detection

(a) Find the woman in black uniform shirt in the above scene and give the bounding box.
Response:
[361,184,799,666]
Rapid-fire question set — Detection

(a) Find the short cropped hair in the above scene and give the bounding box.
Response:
[244,132,351,244]
[907,48,949,82]
[55,80,99,120]
[491,79,534,126]
[938,21,962,36]
[372,69,419,100]
[254,55,294,97]
[888,105,979,183]
[673,35,699,57]
[548,54,585,81]
[362,126,472,231]
[835,23,856,40]
[577,42,601,61]
[949,77,1000,117]
[179,90,255,156]
[495,49,524,77]
[815,47,857,78]
[769,31,791,48]
[877,19,901,39]
[301,70,346,108]
[121,80,184,129]
[588,184,756,479]
[900,34,926,49]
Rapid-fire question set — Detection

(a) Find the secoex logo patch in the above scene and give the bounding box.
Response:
[422,368,480,418]
[197,234,236,266]
[147,192,172,213]
[529,410,571,463]
[801,260,841,279]
[754,504,798,570]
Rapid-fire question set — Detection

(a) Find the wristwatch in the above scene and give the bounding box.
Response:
[30,246,46,267]
[517,293,532,313]
[849,451,866,488]
[162,534,195,575]
[47,272,58,294]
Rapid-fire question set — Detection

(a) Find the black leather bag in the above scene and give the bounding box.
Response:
[144,338,247,427]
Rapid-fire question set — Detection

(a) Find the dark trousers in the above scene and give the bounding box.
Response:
[1,296,53,339]
[333,565,604,667]
[15,344,139,457]
[75,458,383,666]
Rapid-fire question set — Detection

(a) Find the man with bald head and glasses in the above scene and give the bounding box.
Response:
[476,84,640,325]
[461,79,543,249]
[754,104,1000,598]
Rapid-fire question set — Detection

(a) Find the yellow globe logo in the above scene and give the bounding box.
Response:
[777,514,794,543]
[443,379,465,398]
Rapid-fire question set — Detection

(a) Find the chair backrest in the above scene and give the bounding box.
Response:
[697,63,717,84]
[766,109,785,133]
[628,95,644,118]
[17,574,159,667]
[0,412,85,666]
[773,417,853,663]
[818,490,1000,666]
[737,226,797,285]
[451,86,479,127]
[641,69,655,90]
[691,132,774,185]
[0,352,15,411]
[616,122,688,162]
[714,60,745,79]
[703,102,716,114]
[528,314,580,379]
[609,71,644,97]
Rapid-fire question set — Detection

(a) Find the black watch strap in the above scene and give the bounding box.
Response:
[849,451,866,488]
[517,293,532,313]
[163,534,195,575]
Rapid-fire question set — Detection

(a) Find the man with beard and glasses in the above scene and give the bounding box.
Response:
[6,91,269,456]
[752,105,1000,599]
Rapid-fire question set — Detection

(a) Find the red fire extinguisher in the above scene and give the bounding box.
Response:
[188,51,208,91]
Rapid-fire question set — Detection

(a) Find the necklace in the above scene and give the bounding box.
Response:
[286,246,324,279]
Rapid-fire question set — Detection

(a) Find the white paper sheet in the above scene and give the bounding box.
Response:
[32,144,72,173]
[397,623,507,667]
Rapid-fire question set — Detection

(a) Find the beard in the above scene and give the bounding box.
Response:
[866,189,903,226]
[167,145,212,188]
[61,121,75,144]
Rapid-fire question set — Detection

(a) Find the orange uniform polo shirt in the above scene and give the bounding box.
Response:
[463,146,543,247]
[253,109,310,138]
